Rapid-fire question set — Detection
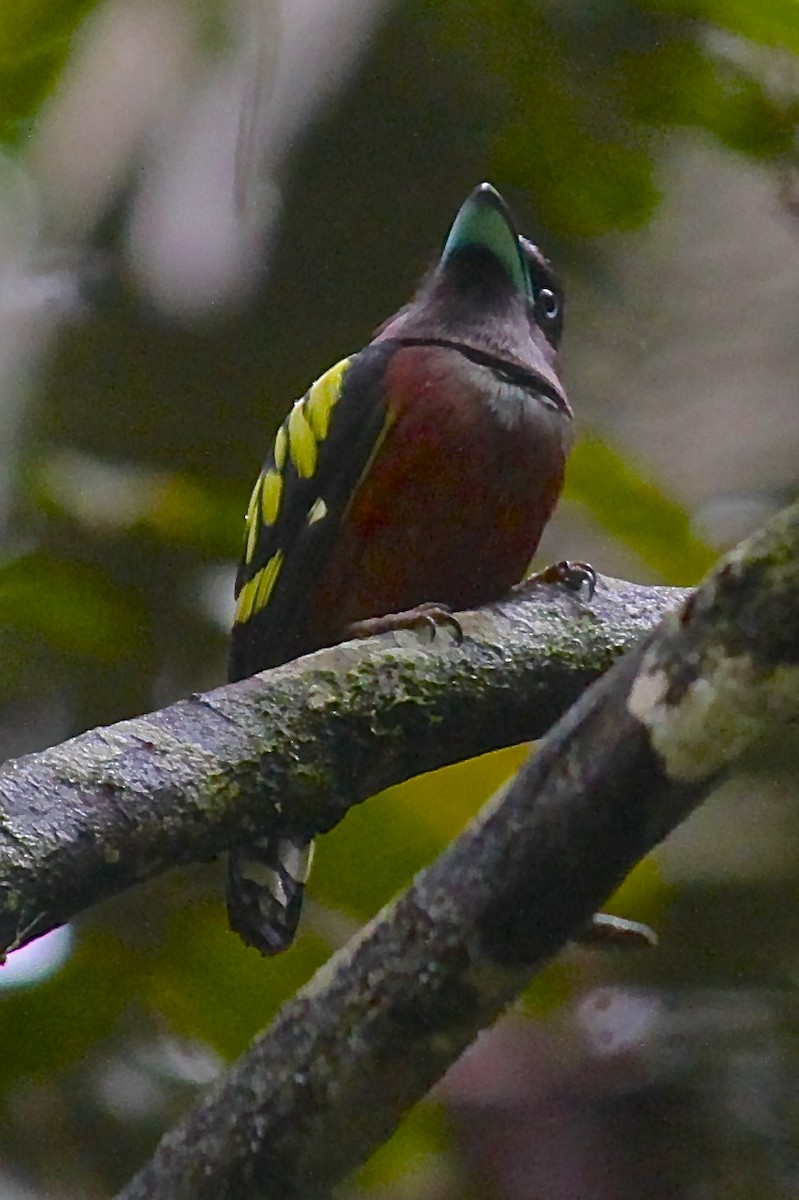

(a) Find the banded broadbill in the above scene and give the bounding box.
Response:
[228,183,573,954]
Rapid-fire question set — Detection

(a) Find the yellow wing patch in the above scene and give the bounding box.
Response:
[287,403,317,478]
[304,358,348,440]
[273,425,288,471]
[260,470,283,526]
[284,356,351,479]
[235,550,285,624]
[235,356,353,624]
[243,476,262,564]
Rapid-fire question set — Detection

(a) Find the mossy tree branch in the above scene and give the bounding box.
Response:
[0,573,685,955]
[113,500,799,1200]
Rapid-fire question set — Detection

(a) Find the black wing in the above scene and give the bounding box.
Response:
[229,342,396,680]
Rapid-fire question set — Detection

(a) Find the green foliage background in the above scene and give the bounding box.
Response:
[0,1,797,1196]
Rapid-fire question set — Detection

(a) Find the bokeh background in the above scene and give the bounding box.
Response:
[2,1,799,1196]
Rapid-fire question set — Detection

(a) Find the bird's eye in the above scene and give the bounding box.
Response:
[535,287,559,323]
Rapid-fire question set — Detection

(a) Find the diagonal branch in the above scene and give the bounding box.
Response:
[0,573,685,955]
[115,501,799,1200]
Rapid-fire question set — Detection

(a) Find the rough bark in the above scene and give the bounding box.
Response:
[113,503,799,1200]
[0,573,684,955]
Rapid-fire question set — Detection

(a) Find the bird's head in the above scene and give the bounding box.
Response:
[375,183,565,397]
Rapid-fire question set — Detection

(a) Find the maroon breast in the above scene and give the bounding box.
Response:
[305,343,571,647]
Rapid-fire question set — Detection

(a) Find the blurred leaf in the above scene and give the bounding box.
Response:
[313,746,531,923]
[312,787,445,922]
[145,885,329,1060]
[313,742,670,951]
[0,0,98,145]
[354,1100,451,1194]
[433,0,796,239]
[32,451,243,557]
[638,0,799,54]
[0,553,150,661]
[395,745,531,841]
[0,929,133,1081]
[565,431,717,584]
[621,39,796,158]
[495,117,659,239]
[433,0,662,237]
[607,854,666,927]
[0,871,326,1089]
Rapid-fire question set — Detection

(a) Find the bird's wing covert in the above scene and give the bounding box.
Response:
[229,342,396,678]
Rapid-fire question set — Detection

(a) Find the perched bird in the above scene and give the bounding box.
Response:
[228,183,573,954]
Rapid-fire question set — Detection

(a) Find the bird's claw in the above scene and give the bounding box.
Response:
[347,603,463,645]
[529,559,597,600]
[575,912,658,950]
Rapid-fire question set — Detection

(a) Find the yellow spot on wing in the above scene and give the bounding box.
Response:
[288,403,317,478]
[256,550,284,608]
[244,477,262,564]
[273,425,288,471]
[305,357,350,441]
[261,470,283,526]
[234,550,285,623]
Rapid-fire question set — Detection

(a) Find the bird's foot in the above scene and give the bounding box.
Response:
[574,912,658,950]
[346,602,463,644]
[528,559,597,600]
